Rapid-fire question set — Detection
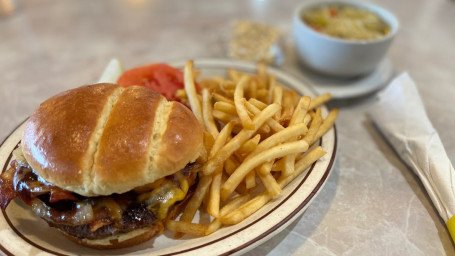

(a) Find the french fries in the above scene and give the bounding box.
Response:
[303,108,322,145]
[202,89,219,138]
[166,220,208,237]
[206,194,250,235]
[173,61,337,237]
[203,103,280,175]
[221,140,309,201]
[184,61,204,128]
[220,193,271,225]
[180,174,213,223]
[208,168,223,218]
[309,92,332,109]
[234,76,255,129]
[257,161,282,197]
[214,101,237,115]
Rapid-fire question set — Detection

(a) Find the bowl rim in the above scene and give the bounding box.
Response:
[293,0,399,45]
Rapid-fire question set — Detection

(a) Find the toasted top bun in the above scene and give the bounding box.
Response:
[21,83,203,196]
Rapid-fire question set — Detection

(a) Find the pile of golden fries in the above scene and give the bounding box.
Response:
[167,60,338,237]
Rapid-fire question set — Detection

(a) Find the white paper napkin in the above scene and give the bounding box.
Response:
[370,73,455,223]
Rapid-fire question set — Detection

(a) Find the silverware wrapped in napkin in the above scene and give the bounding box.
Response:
[369,73,455,241]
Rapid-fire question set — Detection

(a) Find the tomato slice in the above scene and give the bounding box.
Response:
[117,63,184,101]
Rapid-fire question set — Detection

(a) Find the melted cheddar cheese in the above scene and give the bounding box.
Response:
[138,172,189,220]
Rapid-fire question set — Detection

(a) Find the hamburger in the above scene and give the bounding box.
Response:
[0,83,203,249]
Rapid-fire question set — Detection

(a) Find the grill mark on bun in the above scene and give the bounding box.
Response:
[147,99,172,180]
[155,102,204,174]
[79,86,124,195]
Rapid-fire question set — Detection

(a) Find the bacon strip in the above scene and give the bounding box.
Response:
[49,189,78,203]
[0,161,18,210]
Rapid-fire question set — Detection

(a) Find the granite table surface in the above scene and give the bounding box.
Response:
[1,0,455,255]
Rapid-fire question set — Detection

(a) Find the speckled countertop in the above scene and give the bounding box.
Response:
[1,0,454,255]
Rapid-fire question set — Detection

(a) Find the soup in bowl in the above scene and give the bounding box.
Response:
[293,1,398,77]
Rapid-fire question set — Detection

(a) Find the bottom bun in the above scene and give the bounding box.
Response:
[61,223,164,250]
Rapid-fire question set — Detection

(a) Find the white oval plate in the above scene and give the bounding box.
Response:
[0,59,337,256]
